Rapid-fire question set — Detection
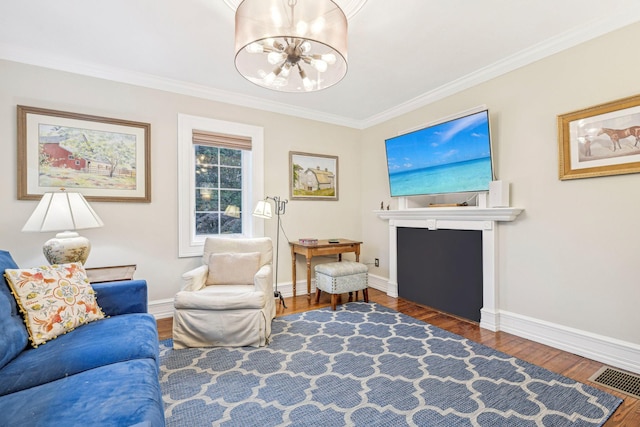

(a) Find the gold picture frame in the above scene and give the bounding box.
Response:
[289,151,339,200]
[18,105,151,202]
[558,94,640,180]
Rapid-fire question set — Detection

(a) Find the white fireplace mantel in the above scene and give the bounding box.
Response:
[376,206,522,222]
[375,206,523,331]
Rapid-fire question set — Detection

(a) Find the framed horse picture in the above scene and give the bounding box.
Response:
[558,94,640,180]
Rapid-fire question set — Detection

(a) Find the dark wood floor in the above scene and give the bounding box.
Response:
[157,288,639,426]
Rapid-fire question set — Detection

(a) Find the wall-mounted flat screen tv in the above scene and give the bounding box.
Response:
[385,109,494,197]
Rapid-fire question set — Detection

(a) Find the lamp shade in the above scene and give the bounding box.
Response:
[22,191,104,265]
[23,192,104,232]
[252,200,273,219]
[235,0,348,92]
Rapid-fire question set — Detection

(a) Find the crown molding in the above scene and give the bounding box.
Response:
[0,42,360,128]
[361,12,640,128]
[2,11,639,131]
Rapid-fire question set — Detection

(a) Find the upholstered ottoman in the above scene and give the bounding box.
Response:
[315,261,369,310]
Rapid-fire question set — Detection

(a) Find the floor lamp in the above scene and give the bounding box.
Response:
[253,196,288,308]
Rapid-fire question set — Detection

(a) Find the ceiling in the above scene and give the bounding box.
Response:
[2,0,640,129]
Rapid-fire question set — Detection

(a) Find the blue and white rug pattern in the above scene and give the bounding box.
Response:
[159,303,621,426]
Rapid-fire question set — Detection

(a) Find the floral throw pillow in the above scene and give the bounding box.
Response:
[4,262,105,347]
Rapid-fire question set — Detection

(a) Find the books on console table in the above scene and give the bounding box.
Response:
[298,238,318,245]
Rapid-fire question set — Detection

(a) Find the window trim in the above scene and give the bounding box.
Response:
[178,114,264,257]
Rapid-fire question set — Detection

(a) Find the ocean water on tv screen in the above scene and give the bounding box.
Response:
[389,157,492,196]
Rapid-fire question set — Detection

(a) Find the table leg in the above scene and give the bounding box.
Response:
[354,244,362,302]
[306,256,312,297]
[291,246,297,298]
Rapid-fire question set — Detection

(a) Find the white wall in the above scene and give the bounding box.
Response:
[0,60,361,309]
[360,22,640,347]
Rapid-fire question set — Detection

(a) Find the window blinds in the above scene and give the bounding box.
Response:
[192,130,252,150]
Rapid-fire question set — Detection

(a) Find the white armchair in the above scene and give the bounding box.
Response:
[172,237,276,349]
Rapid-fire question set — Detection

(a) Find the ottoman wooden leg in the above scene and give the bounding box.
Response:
[363,288,369,303]
[331,294,338,311]
[315,289,321,303]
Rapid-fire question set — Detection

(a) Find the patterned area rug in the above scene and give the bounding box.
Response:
[159,303,621,426]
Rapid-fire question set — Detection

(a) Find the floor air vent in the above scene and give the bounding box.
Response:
[589,366,640,399]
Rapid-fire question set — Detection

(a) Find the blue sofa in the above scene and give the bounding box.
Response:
[0,250,165,427]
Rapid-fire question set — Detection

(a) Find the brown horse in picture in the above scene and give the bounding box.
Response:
[597,126,640,151]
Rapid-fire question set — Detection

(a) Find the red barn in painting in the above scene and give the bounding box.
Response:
[41,142,86,170]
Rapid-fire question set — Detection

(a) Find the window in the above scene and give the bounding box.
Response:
[178,114,264,257]
[194,145,243,235]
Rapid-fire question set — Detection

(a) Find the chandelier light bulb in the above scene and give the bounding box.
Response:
[270,6,283,28]
[263,72,276,86]
[296,20,308,36]
[298,66,313,91]
[321,53,336,65]
[300,41,311,54]
[310,17,326,34]
[310,59,328,73]
[246,42,264,53]
[267,51,286,65]
[281,62,292,77]
[264,65,283,86]
[302,76,313,91]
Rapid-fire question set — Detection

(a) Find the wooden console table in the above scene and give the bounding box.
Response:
[85,265,136,283]
[289,239,362,297]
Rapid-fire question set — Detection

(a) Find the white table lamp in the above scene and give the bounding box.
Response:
[22,190,104,265]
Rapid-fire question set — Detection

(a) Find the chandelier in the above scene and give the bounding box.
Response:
[234,0,348,92]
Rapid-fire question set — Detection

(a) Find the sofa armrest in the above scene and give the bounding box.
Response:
[93,279,148,316]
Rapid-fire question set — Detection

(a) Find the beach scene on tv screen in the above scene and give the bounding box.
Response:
[386,111,493,196]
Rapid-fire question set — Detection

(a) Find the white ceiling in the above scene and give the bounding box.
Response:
[2,0,640,129]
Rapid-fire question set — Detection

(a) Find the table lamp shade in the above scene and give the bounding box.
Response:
[22,191,104,265]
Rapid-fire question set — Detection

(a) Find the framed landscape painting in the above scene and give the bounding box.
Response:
[558,94,640,180]
[18,105,151,202]
[289,151,339,200]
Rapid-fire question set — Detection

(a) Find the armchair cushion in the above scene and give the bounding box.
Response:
[175,285,264,310]
[206,251,260,285]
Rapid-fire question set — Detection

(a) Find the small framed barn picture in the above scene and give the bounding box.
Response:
[289,151,338,201]
[558,94,640,180]
[17,105,151,202]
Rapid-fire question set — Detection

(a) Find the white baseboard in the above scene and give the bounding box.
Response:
[149,298,174,319]
[366,273,389,293]
[497,310,640,375]
[480,308,499,332]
